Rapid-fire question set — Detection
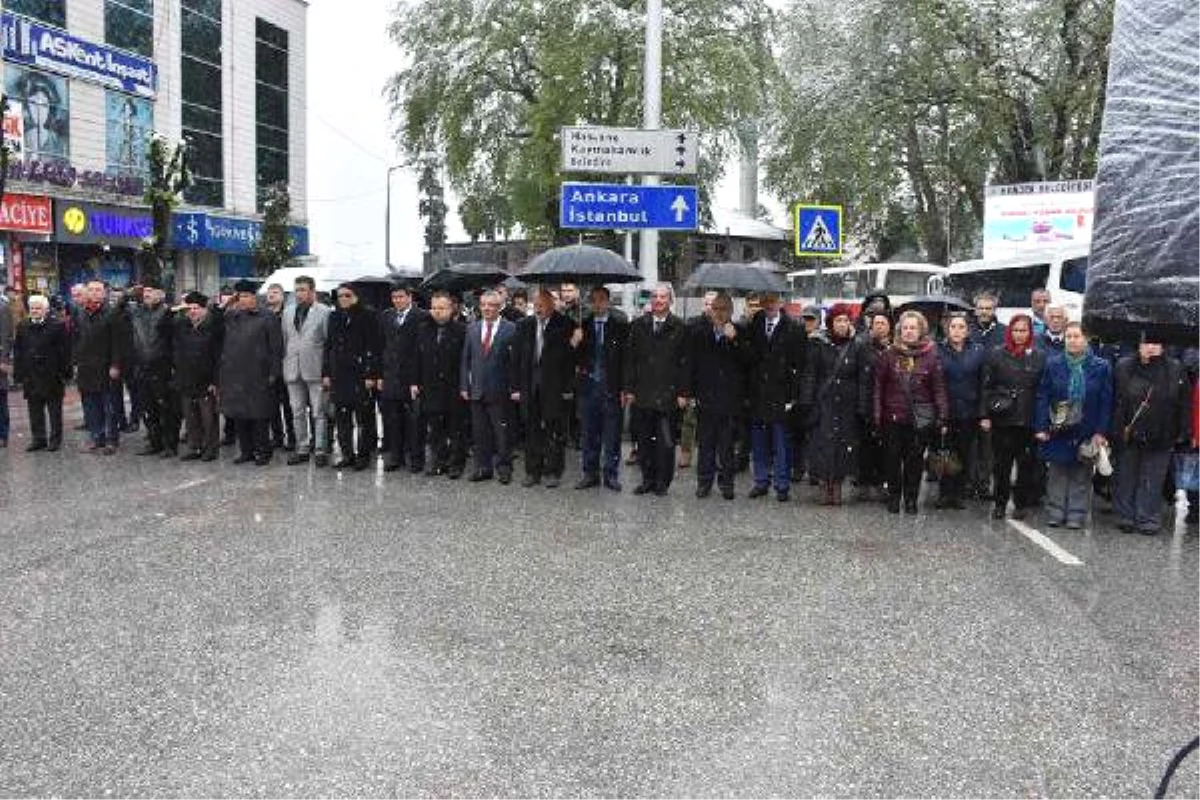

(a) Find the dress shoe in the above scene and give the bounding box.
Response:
[633,483,653,495]
[287,452,310,466]
[283,441,296,452]
[424,464,443,477]
[25,441,47,452]
[695,485,712,499]
[1046,518,1062,528]
[446,468,463,480]
[748,485,769,499]
[1064,521,1083,530]
[603,478,622,492]
[991,505,1007,520]
[161,448,178,458]
[777,491,790,502]
[887,497,901,514]
[522,475,541,488]
[469,471,494,482]
[1137,527,1160,536]
[575,475,600,490]
[81,441,100,453]
[544,477,560,489]
[497,470,512,485]
[1117,522,1136,533]
[46,442,60,452]
[408,464,424,474]
[314,453,329,467]
[903,501,918,515]
[353,457,371,472]
[653,486,669,496]
[200,452,217,462]
[137,445,163,456]
[721,488,736,500]
[382,460,402,472]
[1011,507,1028,521]
[101,446,117,456]
[232,454,254,465]
[180,451,203,461]
[255,456,272,467]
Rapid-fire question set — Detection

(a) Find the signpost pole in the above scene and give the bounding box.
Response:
[639,0,662,287]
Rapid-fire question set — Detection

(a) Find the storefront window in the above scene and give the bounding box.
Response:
[106,0,154,58]
[105,92,153,178]
[7,0,65,27]
[182,0,224,207]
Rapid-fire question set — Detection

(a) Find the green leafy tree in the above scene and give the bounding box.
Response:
[417,157,448,267]
[253,183,295,278]
[141,135,191,285]
[386,0,778,244]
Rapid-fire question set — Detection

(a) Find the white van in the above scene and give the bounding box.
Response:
[258,262,414,299]
[787,262,947,310]
[938,244,1090,323]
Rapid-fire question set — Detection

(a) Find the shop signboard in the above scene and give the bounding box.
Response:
[173,211,310,256]
[54,200,152,247]
[0,192,52,234]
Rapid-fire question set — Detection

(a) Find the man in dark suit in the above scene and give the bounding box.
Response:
[412,291,467,478]
[746,292,804,501]
[510,289,581,488]
[679,292,752,499]
[575,286,628,491]
[623,284,688,496]
[460,290,517,484]
[379,285,428,472]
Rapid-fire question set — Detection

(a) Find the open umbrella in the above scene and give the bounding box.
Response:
[420,262,511,293]
[894,294,973,317]
[517,244,642,285]
[683,261,789,294]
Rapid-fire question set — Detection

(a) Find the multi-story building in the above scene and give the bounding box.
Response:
[0,0,308,297]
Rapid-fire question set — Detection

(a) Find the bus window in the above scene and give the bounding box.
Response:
[885,269,933,296]
[1060,256,1088,293]
[944,264,1051,309]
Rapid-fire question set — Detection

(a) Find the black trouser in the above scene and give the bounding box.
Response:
[884,423,926,504]
[424,404,466,471]
[524,392,566,479]
[233,418,269,459]
[938,419,978,502]
[633,407,677,490]
[26,394,63,446]
[138,370,180,451]
[697,409,737,492]
[992,425,1039,509]
[381,396,423,468]
[859,427,887,488]
[471,396,512,474]
[788,405,809,478]
[182,393,220,456]
[335,397,377,460]
[270,379,295,447]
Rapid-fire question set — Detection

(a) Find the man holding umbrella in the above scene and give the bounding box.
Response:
[575,286,629,492]
[746,292,804,501]
[509,289,581,488]
[623,284,688,496]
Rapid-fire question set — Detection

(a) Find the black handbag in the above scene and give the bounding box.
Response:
[901,371,936,434]
[986,388,1017,417]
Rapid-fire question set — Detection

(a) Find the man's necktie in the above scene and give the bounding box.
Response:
[483,321,493,356]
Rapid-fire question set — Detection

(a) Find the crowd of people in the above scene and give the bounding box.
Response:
[0,276,1196,536]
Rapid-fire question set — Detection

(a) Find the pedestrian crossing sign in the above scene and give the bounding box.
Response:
[795,204,843,258]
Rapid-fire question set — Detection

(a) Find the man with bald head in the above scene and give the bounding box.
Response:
[12,295,72,451]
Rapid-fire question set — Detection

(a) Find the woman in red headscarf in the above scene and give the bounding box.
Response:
[979,313,1048,520]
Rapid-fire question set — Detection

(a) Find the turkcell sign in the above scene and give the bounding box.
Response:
[559,182,698,231]
[2,11,157,98]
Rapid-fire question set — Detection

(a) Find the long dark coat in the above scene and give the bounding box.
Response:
[378,305,428,400]
[218,308,283,419]
[680,323,752,416]
[746,312,804,423]
[803,336,873,480]
[510,312,579,421]
[171,312,223,398]
[13,318,72,398]
[73,305,130,393]
[413,318,467,414]
[323,304,381,405]
[623,313,687,413]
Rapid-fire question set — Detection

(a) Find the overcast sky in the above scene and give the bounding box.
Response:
[304,0,782,273]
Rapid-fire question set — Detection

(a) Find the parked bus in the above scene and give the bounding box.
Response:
[787,262,947,316]
[938,244,1089,323]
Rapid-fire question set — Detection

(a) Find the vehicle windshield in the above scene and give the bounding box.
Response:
[944,263,1051,308]
[793,269,878,300]
[1060,256,1088,293]
[884,269,935,296]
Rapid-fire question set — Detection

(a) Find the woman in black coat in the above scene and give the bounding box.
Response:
[323,284,380,470]
[12,296,72,451]
[979,314,1047,520]
[802,304,872,505]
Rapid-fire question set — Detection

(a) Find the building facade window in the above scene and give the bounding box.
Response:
[105,0,154,58]
[181,0,223,207]
[105,92,153,177]
[6,0,65,27]
[255,17,289,210]
[4,65,69,161]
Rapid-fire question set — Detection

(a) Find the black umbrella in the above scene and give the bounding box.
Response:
[517,244,642,285]
[682,261,789,294]
[894,294,973,316]
[420,262,510,293]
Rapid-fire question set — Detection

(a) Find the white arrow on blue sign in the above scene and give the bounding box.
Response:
[559,182,699,231]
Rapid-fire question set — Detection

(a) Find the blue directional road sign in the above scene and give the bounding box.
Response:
[560,182,698,231]
[795,203,843,258]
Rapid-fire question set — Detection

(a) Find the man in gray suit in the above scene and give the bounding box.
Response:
[281,275,331,466]
[460,290,516,483]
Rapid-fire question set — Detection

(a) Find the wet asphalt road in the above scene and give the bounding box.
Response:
[0,408,1196,797]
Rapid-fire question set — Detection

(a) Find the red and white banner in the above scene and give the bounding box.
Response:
[0,193,52,234]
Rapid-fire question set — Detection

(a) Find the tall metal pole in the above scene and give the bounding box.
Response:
[385,165,400,271]
[639,0,662,287]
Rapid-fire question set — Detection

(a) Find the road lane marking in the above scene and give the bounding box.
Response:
[1007,519,1084,566]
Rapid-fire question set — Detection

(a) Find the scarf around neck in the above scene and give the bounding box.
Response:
[1065,349,1088,404]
